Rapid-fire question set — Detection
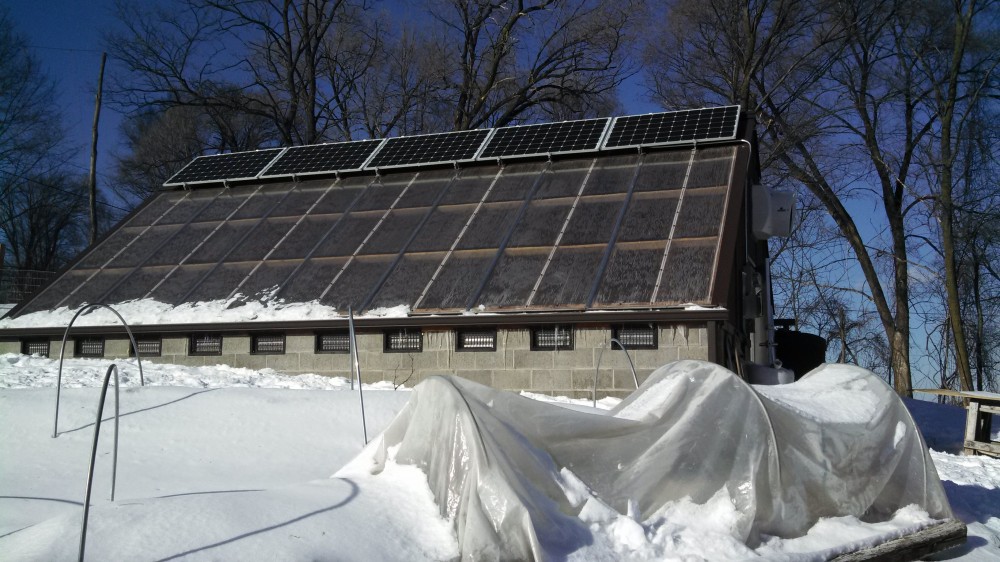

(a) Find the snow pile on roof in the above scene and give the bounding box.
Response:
[340,360,952,560]
[0,296,409,329]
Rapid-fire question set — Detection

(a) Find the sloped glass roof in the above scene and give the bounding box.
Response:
[16,145,738,317]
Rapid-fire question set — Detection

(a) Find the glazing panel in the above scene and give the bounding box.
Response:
[186,263,256,302]
[146,264,213,304]
[366,254,442,310]
[687,147,736,188]
[128,193,185,227]
[476,250,548,307]
[77,227,141,268]
[507,200,571,248]
[582,155,640,195]
[145,223,216,267]
[358,209,426,255]
[486,162,547,202]
[106,225,181,268]
[232,262,298,301]
[269,183,330,217]
[416,253,494,310]
[61,269,130,309]
[280,258,347,302]
[531,247,603,306]
[617,193,678,243]
[186,222,257,264]
[655,242,716,304]
[311,213,382,257]
[407,206,475,253]
[594,246,664,305]
[225,217,297,262]
[534,160,591,200]
[268,215,340,260]
[158,196,210,225]
[397,169,458,209]
[635,150,690,192]
[352,173,417,212]
[455,202,521,250]
[674,191,727,238]
[17,271,92,313]
[193,190,254,222]
[320,257,394,310]
[105,266,174,303]
[559,197,625,246]
[310,177,371,215]
[439,169,499,205]
[232,190,286,220]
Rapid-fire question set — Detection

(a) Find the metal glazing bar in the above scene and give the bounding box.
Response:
[79,363,120,562]
[347,307,368,444]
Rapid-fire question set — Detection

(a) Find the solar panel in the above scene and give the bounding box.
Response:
[260,139,383,178]
[164,149,284,186]
[603,106,740,149]
[479,118,609,159]
[367,129,491,168]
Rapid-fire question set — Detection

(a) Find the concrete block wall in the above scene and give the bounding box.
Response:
[5,323,709,399]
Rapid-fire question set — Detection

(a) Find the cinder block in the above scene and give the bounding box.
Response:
[531,369,573,391]
[162,337,188,355]
[678,345,708,360]
[423,330,451,351]
[222,336,249,355]
[171,355,208,367]
[573,368,610,391]
[0,341,21,354]
[500,329,530,350]
[613,368,643,390]
[450,351,478,370]
[299,352,336,374]
[355,333,381,352]
[266,353,300,372]
[286,335,314,354]
[233,354,267,371]
[474,351,508,370]
[576,328,610,349]
[552,349,594,369]
[495,369,531,391]
[513,349,553,370]
[635,348,678,370]
[104,338,131,359]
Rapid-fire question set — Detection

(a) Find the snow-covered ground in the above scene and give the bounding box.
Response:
[1,353,998,560]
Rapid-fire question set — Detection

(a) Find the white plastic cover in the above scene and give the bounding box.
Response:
[346,360,952,560]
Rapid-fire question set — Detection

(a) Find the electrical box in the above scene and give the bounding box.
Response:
[752,184,795,238]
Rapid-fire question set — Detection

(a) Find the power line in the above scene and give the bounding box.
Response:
[26,45,105,54]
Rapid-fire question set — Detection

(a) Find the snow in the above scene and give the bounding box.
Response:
[1,354,999,560]
[0,297,412,330]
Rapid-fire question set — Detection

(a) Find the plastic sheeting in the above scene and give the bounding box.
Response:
[348,361,952,560]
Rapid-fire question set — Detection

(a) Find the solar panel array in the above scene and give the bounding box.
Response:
[480,118,609,159]
[162,107,741,187]
[165,149,285,185]
[260,139,382,177]
[21,145,739,317]
[604,106,740,148]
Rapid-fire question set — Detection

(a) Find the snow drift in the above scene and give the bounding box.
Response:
[341,360,952,560]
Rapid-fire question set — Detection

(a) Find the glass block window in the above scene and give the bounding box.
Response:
[531,325,573,350]
[613,324,658,350]
[384,328,422,352]
[456,328,497,351]
[131,337,162,357]
[251,333,285,354]
[189,333,223,355]
[75,337,105,358]
[316,331,351,354]
[22,339,50,357]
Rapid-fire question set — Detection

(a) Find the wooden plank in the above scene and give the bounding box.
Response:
[965,401,982,444]
[914,388,1000,401]
[964,440,1000,456]
[832,519,966,561]
[978,404,1000,415]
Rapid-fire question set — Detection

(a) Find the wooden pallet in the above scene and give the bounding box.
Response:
[914,388,1000,457]
[832,518,967,561]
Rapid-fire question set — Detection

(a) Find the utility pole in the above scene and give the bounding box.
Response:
[88,52,107,245]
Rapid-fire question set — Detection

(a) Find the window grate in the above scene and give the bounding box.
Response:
[252,333,285,354]
[531,325,573,350]
[75,337,105,358]
[190,333,222,355]
[457,329,496,351]
[613,324,658,350]
[316,332,351,353]
[22,339,50,357]
[385,329,422,352]
[132,337,162,357]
